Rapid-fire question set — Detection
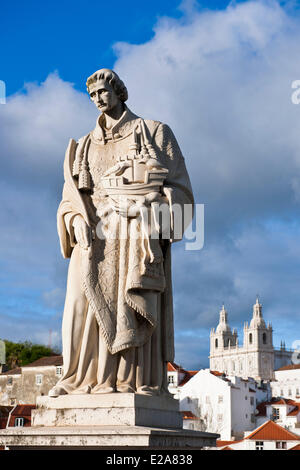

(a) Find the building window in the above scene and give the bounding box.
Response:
[36,374,43,385]
[249,333,253,344]
[168,375,175,384]
[251,414,255,423]
[14,417,24,427]
[272,408,280,420]
[255,441,264,450]
[276,441,287,449]
[7,377,13,385]
[245,395,248,400]
[56,366,63,376]
[10,398,16,405]
[217,414,223,422]
[218,395,223,403]
[215,338,218,348]
[296,388,299,396]
[280,390,284,396]
[250,397,254,406]
[288,389,292,396]
[262,333,267,344]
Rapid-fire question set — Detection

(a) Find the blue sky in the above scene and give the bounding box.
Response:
[1,0,300,369]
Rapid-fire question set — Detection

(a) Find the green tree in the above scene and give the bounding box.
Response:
[2,340,60,370]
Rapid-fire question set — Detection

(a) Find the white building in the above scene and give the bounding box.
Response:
[209,299,294,381]
[271,364,300,400]
[0,356,63,405]
[177,368,270,440]
[255,398,300,435]
[167,361,198,399]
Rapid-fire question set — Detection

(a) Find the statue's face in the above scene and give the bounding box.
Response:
[89,80,120,113]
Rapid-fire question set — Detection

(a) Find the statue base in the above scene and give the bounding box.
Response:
[0,393,219,449]
[31,393,182,429]
[0,425,218,450]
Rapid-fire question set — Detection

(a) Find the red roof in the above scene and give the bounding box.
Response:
[22,355,63,368]
[256,398,300,417]
[220,446,234,450]
[1,367,21,376]
[11,405,35,417]
[217,440,239,447]
[277,364,300,371]
[287,403,300,416]
[167,362,199,386]
[7,404,36,427]
[289,444,300,450]
[245,420,300,441]
[179,370,198,386]
[181,411,199,420]
[210,370,223,377]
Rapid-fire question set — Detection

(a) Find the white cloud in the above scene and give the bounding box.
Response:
[113,0,300,366]
[1,1,300,368]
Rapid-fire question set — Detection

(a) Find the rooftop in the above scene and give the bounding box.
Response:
[22,355,63,368]
[1,367,21,376]
[276,364,300,372]
[181,410,199,420]
[245,420,300,441]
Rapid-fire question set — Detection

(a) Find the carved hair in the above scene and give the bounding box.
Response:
[86,68,128,102]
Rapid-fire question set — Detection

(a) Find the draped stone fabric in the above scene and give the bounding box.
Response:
[55,106,194,395]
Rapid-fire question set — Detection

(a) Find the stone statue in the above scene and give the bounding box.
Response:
[49,68,194,397]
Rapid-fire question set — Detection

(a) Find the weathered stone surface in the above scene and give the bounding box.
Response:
[31,393,182,429]
[0,425,219,449]
[36,393,179,410]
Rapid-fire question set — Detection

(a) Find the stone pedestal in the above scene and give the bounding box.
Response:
[32,393,182,429]
[0,394,219,449]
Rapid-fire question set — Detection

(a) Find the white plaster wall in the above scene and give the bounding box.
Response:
[179,369,232,440]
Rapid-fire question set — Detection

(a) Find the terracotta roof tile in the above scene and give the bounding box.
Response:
[220,446,234,450]
[210,370,224,377]
[181,411,199,420]
[287,403,300,416]
[22,355,63,368]
[245,420,300,441]
[12,405,36,416]
[167,361,183,372]
[289,444,300,450]
[217,440,239,447]
[179,370,198,386]
[276,364,300,371]
[1,367,21,376]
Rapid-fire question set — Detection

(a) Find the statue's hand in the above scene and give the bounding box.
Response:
[108,196,141,218]
[73,215,92,249]
[145,191,168,206]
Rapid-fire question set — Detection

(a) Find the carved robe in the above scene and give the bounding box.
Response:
[55,106,194,395]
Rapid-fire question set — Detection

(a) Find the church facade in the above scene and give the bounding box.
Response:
[209,299,293,381]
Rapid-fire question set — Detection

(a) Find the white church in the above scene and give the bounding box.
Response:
[209,299,293,381]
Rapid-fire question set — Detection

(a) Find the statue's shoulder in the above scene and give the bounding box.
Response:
[142,119,176,140]
[142,118,162,134]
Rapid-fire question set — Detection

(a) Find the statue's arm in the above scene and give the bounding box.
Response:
[57,138,90,258]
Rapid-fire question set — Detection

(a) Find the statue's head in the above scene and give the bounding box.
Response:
[86,68,128,114]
